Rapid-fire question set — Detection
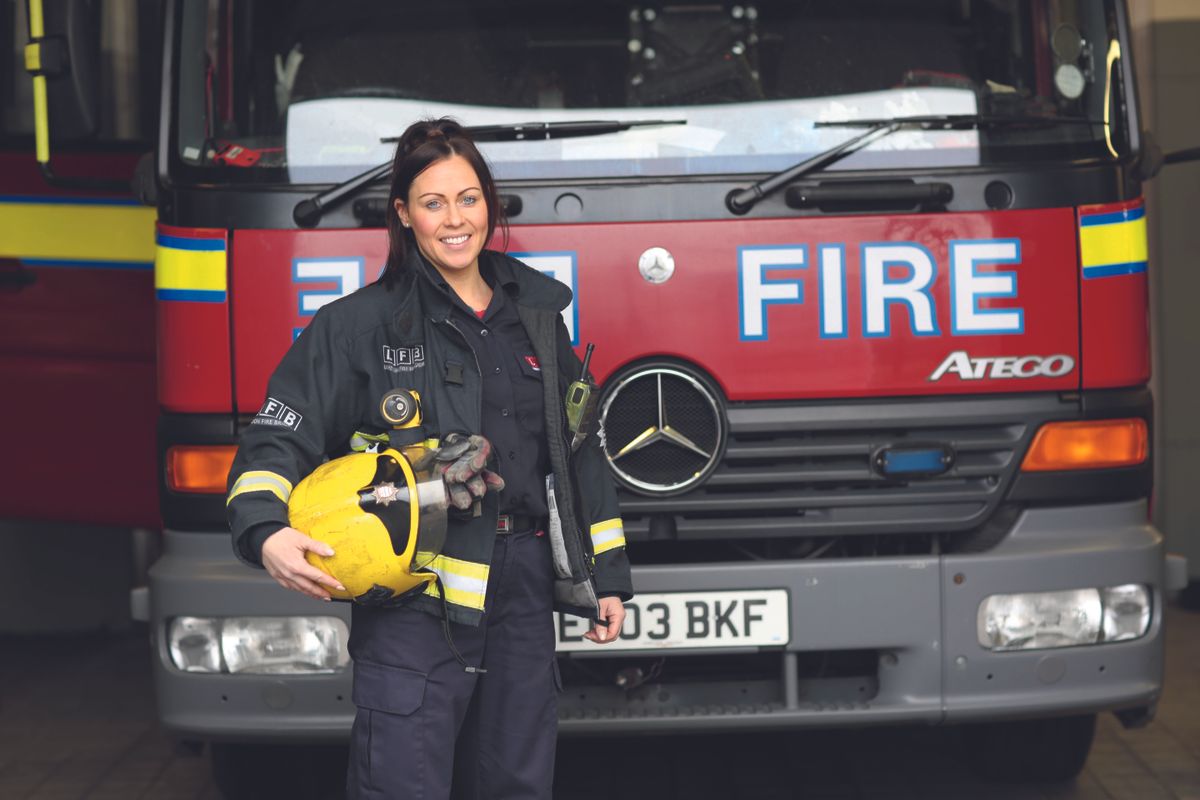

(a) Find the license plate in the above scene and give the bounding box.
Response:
[554,589,790,652]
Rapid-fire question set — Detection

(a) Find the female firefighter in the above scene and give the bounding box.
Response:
[225,118,632,798]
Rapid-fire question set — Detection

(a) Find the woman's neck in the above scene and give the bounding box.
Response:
[431,258,492,312]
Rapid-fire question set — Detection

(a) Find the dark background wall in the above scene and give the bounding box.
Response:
[1135,3,1200,585]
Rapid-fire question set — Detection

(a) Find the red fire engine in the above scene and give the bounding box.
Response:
[8,0,1199,795]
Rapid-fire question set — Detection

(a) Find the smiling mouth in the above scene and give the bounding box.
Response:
[441,234,470,245]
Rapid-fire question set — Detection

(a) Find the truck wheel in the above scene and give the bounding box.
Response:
[962,713,1096,783]
[210,742,348,800]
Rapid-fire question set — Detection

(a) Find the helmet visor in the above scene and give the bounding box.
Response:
[409,465,448,571]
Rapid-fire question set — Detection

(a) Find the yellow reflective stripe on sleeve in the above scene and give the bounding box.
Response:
[226,471,294,506]
[590,518,626,555]
[422,555,489,610]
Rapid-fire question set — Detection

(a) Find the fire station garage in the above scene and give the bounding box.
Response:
[2,1,1200,799]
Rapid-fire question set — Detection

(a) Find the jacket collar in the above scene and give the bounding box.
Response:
[410,248,572,319]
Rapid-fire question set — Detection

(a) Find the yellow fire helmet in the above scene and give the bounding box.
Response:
[288,446,448,604]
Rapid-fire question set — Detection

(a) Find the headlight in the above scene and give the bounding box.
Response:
[222,616,349,674]
[168,616,222,672]
[166,616,350,674]
[977,584,1152,652]
[1101,584,1151,642]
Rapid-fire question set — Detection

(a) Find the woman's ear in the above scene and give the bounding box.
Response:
[394,199,410,228]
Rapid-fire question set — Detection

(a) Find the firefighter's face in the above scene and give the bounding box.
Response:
[395,155,489,278]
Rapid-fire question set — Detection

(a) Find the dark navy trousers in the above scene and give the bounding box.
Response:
[346,530,559,799]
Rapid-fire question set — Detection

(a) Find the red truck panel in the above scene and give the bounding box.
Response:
[1077,199,1150,389]
[0,151,159,526]
[231,209,1083,408]
[155,224,232,412]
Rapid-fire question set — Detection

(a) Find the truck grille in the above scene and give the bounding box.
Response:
[601,366,724,495]
[614,391,1074,547]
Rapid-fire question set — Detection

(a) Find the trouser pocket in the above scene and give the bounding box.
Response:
[348,659,428,799]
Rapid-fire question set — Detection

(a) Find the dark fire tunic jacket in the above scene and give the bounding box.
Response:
[226,250,632,625]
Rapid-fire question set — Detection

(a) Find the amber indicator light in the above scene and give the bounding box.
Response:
[167,445,237,493]
[1021,419,1147,472]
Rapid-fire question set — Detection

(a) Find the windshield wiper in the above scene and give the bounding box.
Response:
[295,119,685,227]
[381,118,685,143]
[725,114,1103,215]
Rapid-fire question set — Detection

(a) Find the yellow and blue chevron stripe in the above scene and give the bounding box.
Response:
[155,230,227,302]
[0,194,155,270]
[1079,202,1147,280]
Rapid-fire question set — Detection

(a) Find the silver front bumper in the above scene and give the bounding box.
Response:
[145,501,1166,740]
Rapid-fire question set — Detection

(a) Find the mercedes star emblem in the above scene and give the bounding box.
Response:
[638,247,675,284]
[612,373,712,461]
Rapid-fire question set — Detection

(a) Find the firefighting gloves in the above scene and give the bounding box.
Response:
[419,433,506,510]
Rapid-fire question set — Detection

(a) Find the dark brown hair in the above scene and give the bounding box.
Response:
[380,118,506,283]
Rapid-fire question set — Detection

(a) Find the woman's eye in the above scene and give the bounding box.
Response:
[461,195,478,206]
[425,200,442,210]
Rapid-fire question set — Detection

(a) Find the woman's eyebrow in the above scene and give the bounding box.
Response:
[417,186,481,200]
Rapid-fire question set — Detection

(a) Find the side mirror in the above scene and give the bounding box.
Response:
[1164,147,1200,167]
[1138,130,1200,181]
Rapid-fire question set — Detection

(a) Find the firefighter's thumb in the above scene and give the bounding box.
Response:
[279,526,335,558]
[302,535,336,558]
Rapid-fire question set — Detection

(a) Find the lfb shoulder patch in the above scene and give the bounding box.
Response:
[252,397,303,431]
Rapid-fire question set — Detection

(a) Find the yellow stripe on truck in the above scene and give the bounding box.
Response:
[0,198,155,265]
[1079,217,1147,268]
[155,231,227,302]
[1078,203,1148,280]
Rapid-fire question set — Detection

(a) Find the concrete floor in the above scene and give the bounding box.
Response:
[1,603,1197,800]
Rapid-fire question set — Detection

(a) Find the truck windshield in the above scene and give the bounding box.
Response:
[173,0,1129,185]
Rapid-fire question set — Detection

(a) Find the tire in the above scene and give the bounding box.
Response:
[210,742,348,800]
[962,713,1096,783]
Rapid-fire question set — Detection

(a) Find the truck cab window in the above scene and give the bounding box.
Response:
[172,0,1130,186]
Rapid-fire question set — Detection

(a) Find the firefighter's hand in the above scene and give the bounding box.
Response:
[584,596,626,644]
[260,526,345,602]
[427,433,507,510]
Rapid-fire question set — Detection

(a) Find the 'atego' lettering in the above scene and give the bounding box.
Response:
[929,351,1075,381]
